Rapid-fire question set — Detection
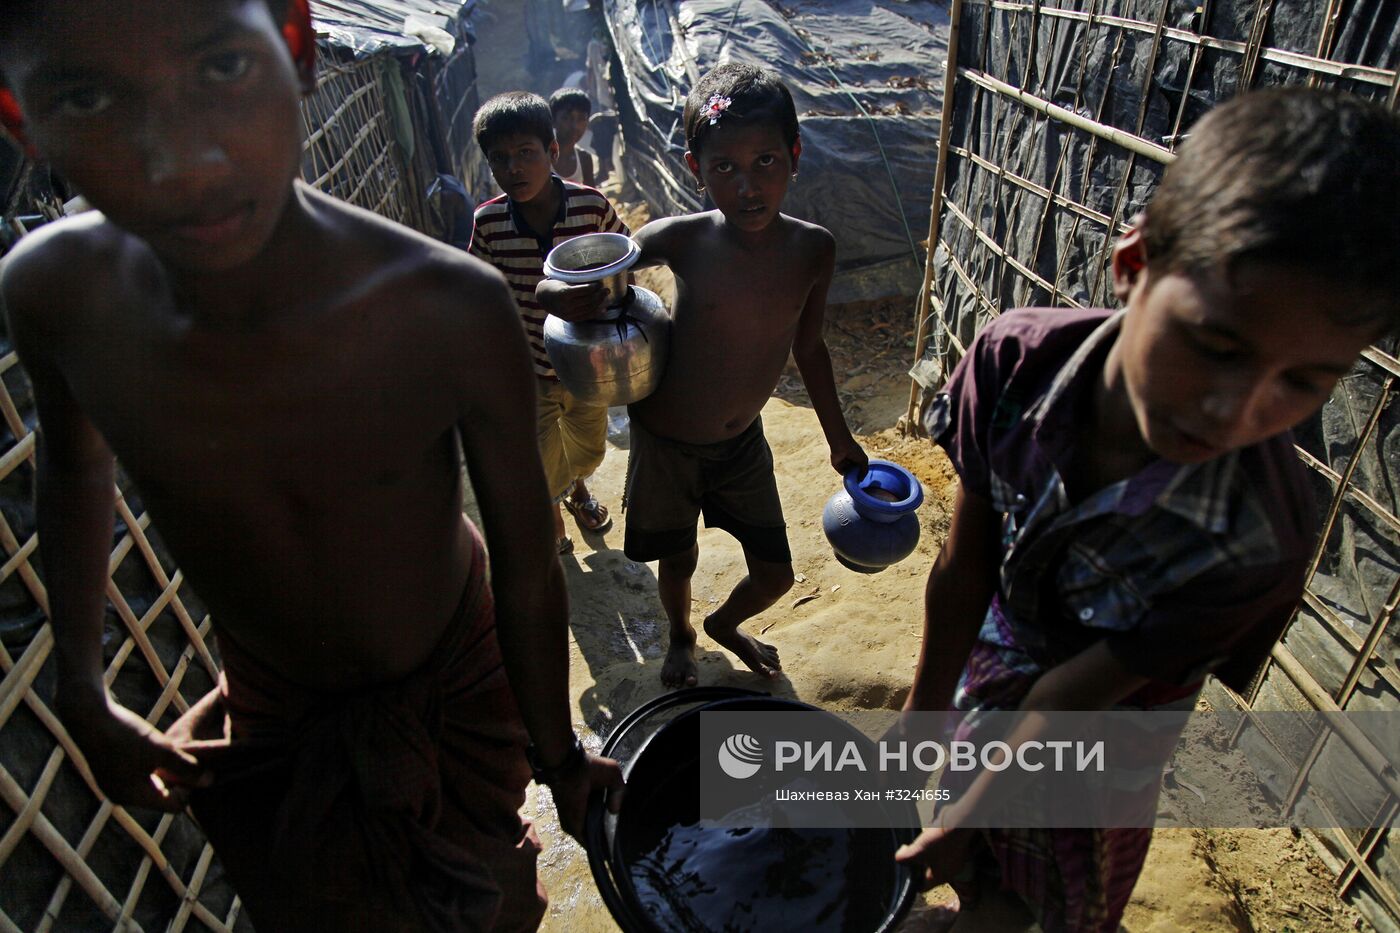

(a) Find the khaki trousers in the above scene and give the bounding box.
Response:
[536,377,607,502]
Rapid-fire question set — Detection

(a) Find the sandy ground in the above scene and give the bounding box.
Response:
[459,276,1369,931]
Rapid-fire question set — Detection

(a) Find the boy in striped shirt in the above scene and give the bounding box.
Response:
[470,92,628,554]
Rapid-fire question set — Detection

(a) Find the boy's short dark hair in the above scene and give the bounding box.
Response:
[473,91,554,153]
[549,87,592,118]
[683,63,798,158]
[1143,88,1400,329]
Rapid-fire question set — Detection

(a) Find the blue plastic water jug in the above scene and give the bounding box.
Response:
[822,460,924,573]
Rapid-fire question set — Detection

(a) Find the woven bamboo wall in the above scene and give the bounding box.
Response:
[302,55,426,232]
[0,49,424,932]
[910,1,1399,928]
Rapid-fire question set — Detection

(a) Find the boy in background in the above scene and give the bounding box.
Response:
[0,2,620,929]
[549,86,597,188]
[541,64,867,688]
[470,91,624,554]
[896,88,1400,932]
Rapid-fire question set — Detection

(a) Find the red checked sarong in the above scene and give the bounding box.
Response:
[167,523,546,932]
[945,597,1197,933]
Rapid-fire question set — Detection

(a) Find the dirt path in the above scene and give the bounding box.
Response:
[463,198,1367,929]
[513,377,952,932]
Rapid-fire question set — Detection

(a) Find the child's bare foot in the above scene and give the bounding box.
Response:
[703,615,780,678]
[661,627,698,687]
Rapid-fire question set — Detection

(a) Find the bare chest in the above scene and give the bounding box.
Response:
[671,255,810,344]
[60,305,453,512]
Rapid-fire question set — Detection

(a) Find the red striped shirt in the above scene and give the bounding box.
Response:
[469,178,629,378]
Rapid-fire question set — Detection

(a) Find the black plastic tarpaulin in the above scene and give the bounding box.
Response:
[312,0,477,58]
[307,0,487,239]
[604,0,949,303]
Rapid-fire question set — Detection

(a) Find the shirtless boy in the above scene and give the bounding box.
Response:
[549,87,596,188]
[541,63,867,687]
[0,1,619,929]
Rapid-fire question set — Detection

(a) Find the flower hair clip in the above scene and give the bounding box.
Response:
[704,94,733,125]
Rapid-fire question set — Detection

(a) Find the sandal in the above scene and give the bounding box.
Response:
[557,535,575,555]
[563,493,613,533]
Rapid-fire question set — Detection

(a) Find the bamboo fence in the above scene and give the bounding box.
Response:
[0,48,427,931]
[301,54,425,233]
[910,0,1400,928]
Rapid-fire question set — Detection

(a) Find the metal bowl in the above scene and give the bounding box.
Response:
[544,233,640,309]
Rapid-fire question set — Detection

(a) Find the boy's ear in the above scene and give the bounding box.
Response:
[0,89,35,158]
[549,138,560,161]
[1111,225,1149,303]
[281,0,317,93]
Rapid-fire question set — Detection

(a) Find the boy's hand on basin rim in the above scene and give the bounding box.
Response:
[547,751,624,844]
[895,822,977,892]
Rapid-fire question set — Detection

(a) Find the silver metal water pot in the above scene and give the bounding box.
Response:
[542,233,670,407]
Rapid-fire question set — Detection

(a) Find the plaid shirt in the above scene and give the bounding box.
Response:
[925,308,1314,699]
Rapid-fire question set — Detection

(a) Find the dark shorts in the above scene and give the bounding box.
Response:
[623,416,791,564]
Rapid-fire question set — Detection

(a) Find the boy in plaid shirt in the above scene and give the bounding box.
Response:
[898,88,1400,932]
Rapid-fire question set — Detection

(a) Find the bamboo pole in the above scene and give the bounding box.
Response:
[960,69,1176,164]
[0,628,52,727]
[1293,445,1400,539]
[1089,0,1170,300]
[0,533,38,584]
[1239,0,1277,91]
[1045,0,1105,308]
[0,766,132,928]
[904,0,964,431]
[1282,582,1400,812]
[1306,379,1393,584]
[0,391,30,464]
[1236,377,1400,715]
[224,895,244,931]
[34,798,135,933]
[1019,9,1071,308]
[1297,590,1400,699]
[1338,807,1399,902]
[944,199,1062,297]
[1332,575,1400,706]
[1361,346,1400,379]
[1268,644,1400,802]
[116,813,176,931]
[0,505,49,617]
[1309,0,1346,87]
[983,1,1395,90]
[0,751,64,866]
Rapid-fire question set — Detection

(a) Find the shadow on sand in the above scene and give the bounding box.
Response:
[558,536,803,746]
